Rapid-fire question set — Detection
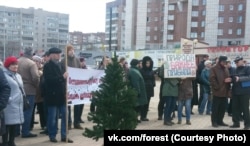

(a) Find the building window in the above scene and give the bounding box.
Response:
[147,8,151,12]
[229,5,234,10]
[190,32,197,38]
[218,17,224,23]
[167,35,173,40]
[202,0,206,5]
[201,32,205,38]
[167,25,174,30]
[237,16,242,23]
[154,27,158,31]
[237,28,242,35]
[202,10,206,16]
[218,29,223,35]
[168,15,174,20]
[192,11,199,17]
[217,41,223,46]
[229,17,233,22]
[154,17,158,21]
[238,4,243,11]
[219,5,224,11]
[191,22,198,27]
[154,36,157,40]
[146,26,150,32]
[201,21,205,27]
[228,29,232,34]
[147,17,151,22]
[192,0,199,6]
[146,36,150,41]
[168,5,175,10]
[236,41,241,45]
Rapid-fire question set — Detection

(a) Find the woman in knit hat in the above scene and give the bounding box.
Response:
[2,56,24,146]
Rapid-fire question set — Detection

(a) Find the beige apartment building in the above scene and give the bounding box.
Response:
[0,6,69,60]
[105,0,250,52]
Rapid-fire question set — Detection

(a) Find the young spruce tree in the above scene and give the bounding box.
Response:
[83,54,138,141]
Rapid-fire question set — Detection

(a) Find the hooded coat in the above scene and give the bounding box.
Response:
[140,56,155,97]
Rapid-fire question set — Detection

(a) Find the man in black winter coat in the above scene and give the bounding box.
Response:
[230,56,250,130]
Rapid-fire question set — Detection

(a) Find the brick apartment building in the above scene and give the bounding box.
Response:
[105,0,250,51]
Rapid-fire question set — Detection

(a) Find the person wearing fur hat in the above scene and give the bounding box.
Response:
[127,59,147,123]
[17,47,40,138]
[139,56,155,121]
[60,44,84,130]
[209,55,231,127]
[2,56,24,146]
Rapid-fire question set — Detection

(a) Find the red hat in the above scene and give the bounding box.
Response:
[4,56,18,68]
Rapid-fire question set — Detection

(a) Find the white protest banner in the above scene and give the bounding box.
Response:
[163,54,196,78]
[67,67,105,105]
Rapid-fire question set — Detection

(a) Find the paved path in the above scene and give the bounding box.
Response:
[12,80,242,146]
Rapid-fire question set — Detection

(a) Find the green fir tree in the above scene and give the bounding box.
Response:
[83,54,138,141]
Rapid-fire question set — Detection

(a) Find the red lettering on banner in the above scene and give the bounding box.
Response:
[69,77,100,85]
[207,45,249,53]
[170,61,196,69]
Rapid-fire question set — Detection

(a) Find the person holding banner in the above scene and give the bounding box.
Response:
[158,63,180,126]
[177,78,194,125]
[61,44,83,130]
[43,47,73,143]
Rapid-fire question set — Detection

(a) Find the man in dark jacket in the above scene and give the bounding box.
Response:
[230,56,250,130]
[0,67,11,135]
[43,47,73,143]
[209,56,231,127]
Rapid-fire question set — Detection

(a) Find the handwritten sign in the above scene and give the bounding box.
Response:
[67,67,105,105]
[163,54,196,78]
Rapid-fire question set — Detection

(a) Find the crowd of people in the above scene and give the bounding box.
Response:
[0,46,250,145]
[0,45,89,145]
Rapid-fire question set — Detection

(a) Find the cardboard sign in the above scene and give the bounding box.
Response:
[163,54,196,78]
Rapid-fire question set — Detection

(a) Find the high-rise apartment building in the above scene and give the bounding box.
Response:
[105,0,250,51]
[0,6,69,59]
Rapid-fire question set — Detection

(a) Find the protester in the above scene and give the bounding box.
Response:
[61,44,83,130]
[177,78,193,125]
[196,55,209,108]
[209,55,231,127]
[158,62,179,126]
[140,56,155,121]
[230,56,250,130]
[199,60,212,115]
[2,56,24,146]
[0,66,11,137]
[127,59,147,123]
[43,47,73,143]
[17,47,40,138]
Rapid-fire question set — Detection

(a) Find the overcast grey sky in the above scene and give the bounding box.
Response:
[1,0,113,33]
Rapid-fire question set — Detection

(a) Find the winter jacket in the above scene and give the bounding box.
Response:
[140,56,155,97]
[3,68,24,125]
[128,66,147,106]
